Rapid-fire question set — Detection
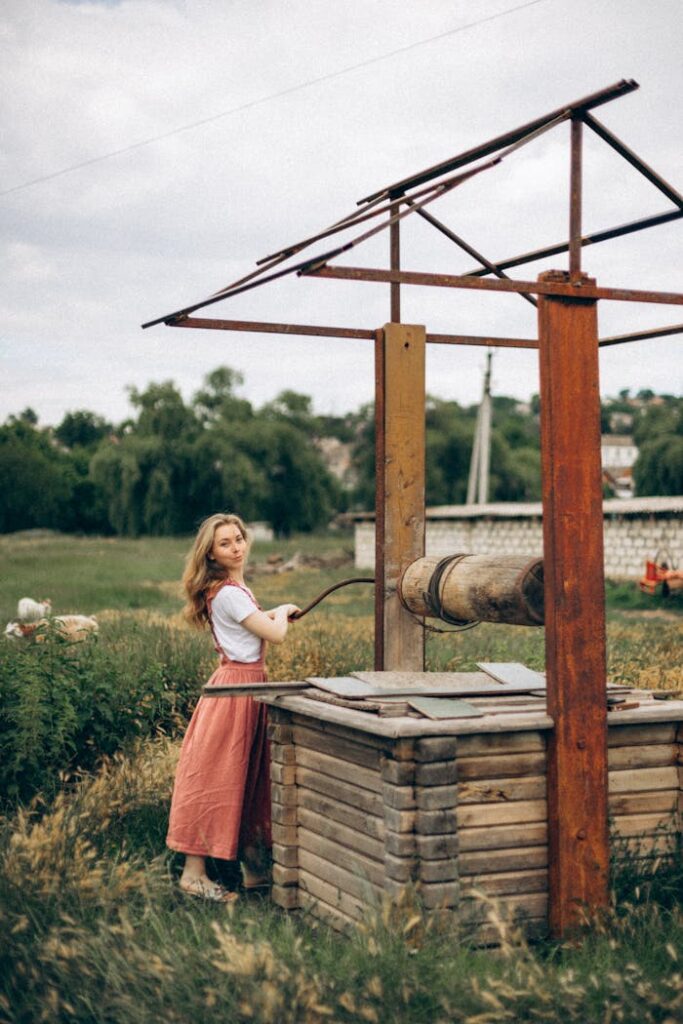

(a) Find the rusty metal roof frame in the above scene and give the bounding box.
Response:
[142,79,683,347]
[141,81,682,940]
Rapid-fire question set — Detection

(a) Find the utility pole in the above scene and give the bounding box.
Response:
[467,350,493,504]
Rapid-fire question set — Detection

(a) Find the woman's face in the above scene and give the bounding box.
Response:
[210,523,247,574]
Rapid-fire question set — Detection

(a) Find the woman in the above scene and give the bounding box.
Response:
[166,512,299,902]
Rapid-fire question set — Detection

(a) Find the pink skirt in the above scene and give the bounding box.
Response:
[166,658,271,861]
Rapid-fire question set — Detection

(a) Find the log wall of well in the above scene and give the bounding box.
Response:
[267,701,683,940]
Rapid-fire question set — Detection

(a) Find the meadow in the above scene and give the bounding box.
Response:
[0,531,681,1023]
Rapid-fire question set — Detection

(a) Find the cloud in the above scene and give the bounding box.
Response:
[1,0,681,427]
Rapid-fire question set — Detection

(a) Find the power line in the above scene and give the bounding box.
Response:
[1,0,551,199]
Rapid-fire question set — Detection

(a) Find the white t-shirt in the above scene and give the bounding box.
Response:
[210,583,262,663]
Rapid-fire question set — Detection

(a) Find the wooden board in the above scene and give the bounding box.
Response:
[298,848,383,903]
[292,724,381,770]
[298,828,385,887]
[383,697,483,719]
[477,663,546,689]
[298,806,385,863]
[202,680,308,698]
[350,671,554,698]
[379,323,426,672]
[457,799,547,829]
[460,846,549,876]
[297,766,384,817]
[296,746,382,793]
[459,822,548,852]
[298,787,385,841]
[461,868,548,897]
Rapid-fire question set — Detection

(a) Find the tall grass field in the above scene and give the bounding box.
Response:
[0,531,681,1023]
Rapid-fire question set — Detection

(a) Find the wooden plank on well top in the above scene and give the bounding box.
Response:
[477,663,547,689]
[352,671,548,697]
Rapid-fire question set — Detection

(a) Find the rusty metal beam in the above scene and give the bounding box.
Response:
[598,322,683,347]
[537,270,609,936]
[304,264,683,305]
[390,203,401,322]
[358,80,638,204]
[306,264,683,304]
[462,210,683,278]
[164,315,682,351]
[168,316,538,348]
[583,112,683,209]
[427,333,536,348]
[410,202,537,308]
[168,316,375,340]
[569,116,583,278]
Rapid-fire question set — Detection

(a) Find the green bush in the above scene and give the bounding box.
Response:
[0,620,213,809]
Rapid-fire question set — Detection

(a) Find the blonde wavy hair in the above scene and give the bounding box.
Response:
[181,512,251,629]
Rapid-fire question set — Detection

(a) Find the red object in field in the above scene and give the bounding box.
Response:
[639,549,675,594]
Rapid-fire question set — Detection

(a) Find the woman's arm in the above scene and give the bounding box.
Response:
[242,604,300,644]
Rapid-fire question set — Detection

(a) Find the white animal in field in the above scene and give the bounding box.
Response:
[53,615,99,640]
[4,615,98,642]
[17,597,52,621]
[5,620,39,639]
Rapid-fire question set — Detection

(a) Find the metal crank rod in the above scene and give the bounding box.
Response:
[288,576,375,620]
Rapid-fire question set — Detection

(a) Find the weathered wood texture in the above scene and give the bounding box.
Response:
[269,707,300,910]
[538,273,609,937]
[400,554,544,626]
[376,323,426,671]
[267,706,683,936]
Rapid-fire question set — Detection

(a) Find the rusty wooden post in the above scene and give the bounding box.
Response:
[374,323,426,670]
[537,270,609,936]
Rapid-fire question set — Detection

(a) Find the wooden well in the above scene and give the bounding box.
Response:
[265,689,683,941]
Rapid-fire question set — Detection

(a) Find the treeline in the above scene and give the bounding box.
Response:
[1,370,681,537]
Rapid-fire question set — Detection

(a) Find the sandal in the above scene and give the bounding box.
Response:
[179,877,238,903]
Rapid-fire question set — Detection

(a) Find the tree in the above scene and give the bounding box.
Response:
[128,381,198,442]
[192,367,252,425]
[632,396,683,496]
[0,419,75,533]
[55,410,111,450]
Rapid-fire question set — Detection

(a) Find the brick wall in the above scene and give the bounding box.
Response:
[354,498,682,579]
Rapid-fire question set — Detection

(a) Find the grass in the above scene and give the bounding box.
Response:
[0,737,681,1024]
[0,531,682,1022]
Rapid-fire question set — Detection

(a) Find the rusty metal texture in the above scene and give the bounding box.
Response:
[168,316,376,339]
[537,270,609,936]
[598,322,683,347]
[462,210,683,278]
[168,317,539,348]
[390,211,401,323]
[357,80,638,204]
[165,316,680,350]
[410,202,537,307]
[569,116,583,278]
[305,264,683,305]
[583,112,683,209]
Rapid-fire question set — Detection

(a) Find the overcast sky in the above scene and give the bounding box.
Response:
[2,0,681,428]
